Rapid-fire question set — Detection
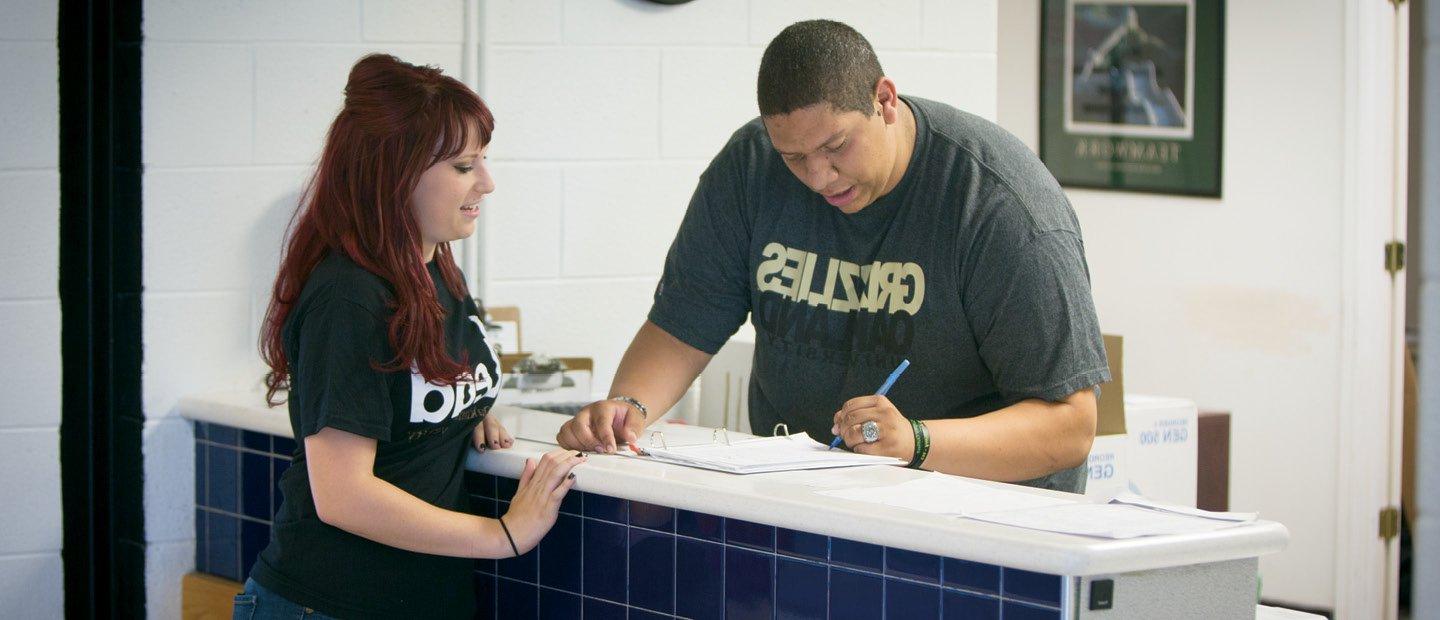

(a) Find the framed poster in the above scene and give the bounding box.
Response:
[1039,0,1224,196]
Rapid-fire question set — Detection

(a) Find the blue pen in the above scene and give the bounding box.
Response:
[829,358,911,450]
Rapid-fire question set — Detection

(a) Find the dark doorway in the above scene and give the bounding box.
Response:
[58,0,145,617]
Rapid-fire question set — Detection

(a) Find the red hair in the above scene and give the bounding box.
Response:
[260,54,494,406]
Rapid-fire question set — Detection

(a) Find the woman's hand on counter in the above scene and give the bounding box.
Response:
[473,414,514,452]
[501,450,585,554]
[832,395,916,462]
[556,399,644,454]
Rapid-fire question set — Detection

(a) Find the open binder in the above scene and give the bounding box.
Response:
[630,424,905,474]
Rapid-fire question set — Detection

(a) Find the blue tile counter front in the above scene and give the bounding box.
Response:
[194,421,1061,619]
[185,400,1286,619]
[193,421,296,583]
[467,472,1062,620]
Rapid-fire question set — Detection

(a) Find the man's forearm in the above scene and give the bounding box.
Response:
[607,320,713,426]
[919,390,1097,482]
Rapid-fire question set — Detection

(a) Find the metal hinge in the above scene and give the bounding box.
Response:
[1385,241,1406,276]
[1380,506,1401,541]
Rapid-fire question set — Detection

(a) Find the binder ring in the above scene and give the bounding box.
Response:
[772,423,791,437]
[712,427,731,446]
[649,431,668,450]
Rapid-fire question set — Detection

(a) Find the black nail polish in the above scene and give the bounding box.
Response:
[567,473,576,480]
[575,452,583,457]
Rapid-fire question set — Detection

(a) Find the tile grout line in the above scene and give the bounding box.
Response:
[827,532,834,617]
[232,433,241,580]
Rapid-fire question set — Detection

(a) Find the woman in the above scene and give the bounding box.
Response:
[240,54,581,619]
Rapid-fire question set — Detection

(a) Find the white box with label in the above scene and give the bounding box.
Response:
[1084,394,1197,507]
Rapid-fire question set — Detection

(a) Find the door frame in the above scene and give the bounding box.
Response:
[1334,0,1409,618]
[58,0,147,616]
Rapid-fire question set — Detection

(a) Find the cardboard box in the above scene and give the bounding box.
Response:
[1084,333,1128,497]
[484,306,522,356]
[1085,394,1199,506]
[1084,334,1198,505]
[1096,334,1126,435]
[498,354,594,405]
[1196,410,1231,511]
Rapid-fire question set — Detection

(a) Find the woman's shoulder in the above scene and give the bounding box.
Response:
[299,251,395,318]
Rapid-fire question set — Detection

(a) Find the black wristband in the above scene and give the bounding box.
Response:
[498,516,521,557]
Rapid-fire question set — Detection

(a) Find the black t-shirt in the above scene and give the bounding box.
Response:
[250,252,501,619]
[648,97,1109,492]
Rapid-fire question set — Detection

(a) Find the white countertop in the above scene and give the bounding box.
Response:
[180,390,1288,577]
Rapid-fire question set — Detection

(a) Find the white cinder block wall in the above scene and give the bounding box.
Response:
[480,0,999,390]
[0,0,64,616]
[141,0,467,616]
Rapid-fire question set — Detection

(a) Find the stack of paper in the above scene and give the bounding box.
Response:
[965,497,1256,539]
[753,468,878,490]
[814,474,1259,539]
[1105,492,1258,522]
[816,474,1076,515]
[635,432,904,474]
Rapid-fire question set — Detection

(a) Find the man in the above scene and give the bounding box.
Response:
[556,19,1109,491]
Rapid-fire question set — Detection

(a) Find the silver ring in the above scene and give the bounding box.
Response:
[861,420,880,443]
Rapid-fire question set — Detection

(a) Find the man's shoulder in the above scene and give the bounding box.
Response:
[715,117,777,165]
[909,97,1076,235]
[692,117,789,199]
[910,96,1038,172]
[910,96,997,138]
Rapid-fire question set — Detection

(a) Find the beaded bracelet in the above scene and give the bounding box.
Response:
[610,395,649,420]
[907,418,931,469]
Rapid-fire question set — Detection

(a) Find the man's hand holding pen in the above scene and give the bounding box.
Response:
[831,395,917,461]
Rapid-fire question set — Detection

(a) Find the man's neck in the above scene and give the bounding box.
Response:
[880,99,918,198]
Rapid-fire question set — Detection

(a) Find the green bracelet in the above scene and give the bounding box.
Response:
[920,421,931,466]
[906,419,922,468]
[907,419,931,469]
[917,420,931,467]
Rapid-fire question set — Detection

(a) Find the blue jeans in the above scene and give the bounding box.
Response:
[232,578,340,620]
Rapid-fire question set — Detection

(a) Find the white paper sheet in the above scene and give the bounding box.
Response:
[752,468,878,489]
[810,474,1259,539]
[965,503,1247,539]
[633,432,904,474]
[815,473,1077,516]
[618,423,736,453]
[1106,492,1258,522]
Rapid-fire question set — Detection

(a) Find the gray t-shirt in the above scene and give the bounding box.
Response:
[648,96,1110,492]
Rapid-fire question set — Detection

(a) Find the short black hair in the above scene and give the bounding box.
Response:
[757,20,884,117]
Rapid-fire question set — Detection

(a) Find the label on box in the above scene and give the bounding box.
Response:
[1086,434,1131,498]
[1084,395,1198,506]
